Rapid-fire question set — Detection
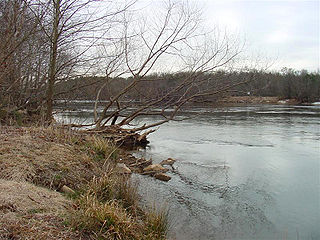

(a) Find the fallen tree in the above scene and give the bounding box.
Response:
[85,1,249,142]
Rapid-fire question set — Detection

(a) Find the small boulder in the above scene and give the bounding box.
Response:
[115,163,132,174]
[143,164,168,173]
[61,185,75,195]
[160,158,176,166]
[154,173,171,182]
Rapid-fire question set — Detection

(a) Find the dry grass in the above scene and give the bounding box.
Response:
[70,195,140,240]
[0,179,84,240]
[0,126,169,240]
[0,215,85,240]
[0,126,107,191]
[87,172,139,212]
[144,205,169,240]
[70,192,169,240]
[68,169,168,239]
[81,135,119,163]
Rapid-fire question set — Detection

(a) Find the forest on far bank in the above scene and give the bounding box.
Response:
[55,69,320,104]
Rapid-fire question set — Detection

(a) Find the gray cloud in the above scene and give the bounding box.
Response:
[201,0,319,71]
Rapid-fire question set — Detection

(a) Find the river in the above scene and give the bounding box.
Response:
[55,103,320,240]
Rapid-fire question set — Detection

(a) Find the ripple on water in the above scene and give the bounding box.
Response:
[56,103,320,240]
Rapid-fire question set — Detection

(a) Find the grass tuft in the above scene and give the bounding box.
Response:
[144,205,169,240]
[70,194,139,239]
[84,135,119,162]
[69,173,169,239]
[87,172,139,212]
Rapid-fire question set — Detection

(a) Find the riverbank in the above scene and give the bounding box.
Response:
[0,126,168,239]
[216,96,301,105]
[54,96,305,112]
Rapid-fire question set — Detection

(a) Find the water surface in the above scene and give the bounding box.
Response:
[56,104,320,239]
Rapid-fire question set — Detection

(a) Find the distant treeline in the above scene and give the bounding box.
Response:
[55,68,320,103]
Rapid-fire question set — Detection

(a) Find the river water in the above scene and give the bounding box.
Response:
[55,103,320,240]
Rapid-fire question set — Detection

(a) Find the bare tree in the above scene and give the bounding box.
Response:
[92,1,245,135]
[22,0,134,121]
[0,0,250,133]
[0,0,48,115]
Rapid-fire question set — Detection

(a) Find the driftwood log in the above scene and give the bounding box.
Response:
[87,126,155,148]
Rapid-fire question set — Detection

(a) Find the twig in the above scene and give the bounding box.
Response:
[28,195,41,204]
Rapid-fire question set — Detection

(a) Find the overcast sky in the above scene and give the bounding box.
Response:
[198,0,319,71]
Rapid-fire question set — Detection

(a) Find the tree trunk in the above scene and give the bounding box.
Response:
[46,0,60,122]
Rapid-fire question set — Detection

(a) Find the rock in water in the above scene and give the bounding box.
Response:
[160,158,176,166]
[154,173,171,181]
[143,164,168,173]
[115,163,132,174]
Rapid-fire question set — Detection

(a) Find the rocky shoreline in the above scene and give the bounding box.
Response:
[116,155,176,182]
